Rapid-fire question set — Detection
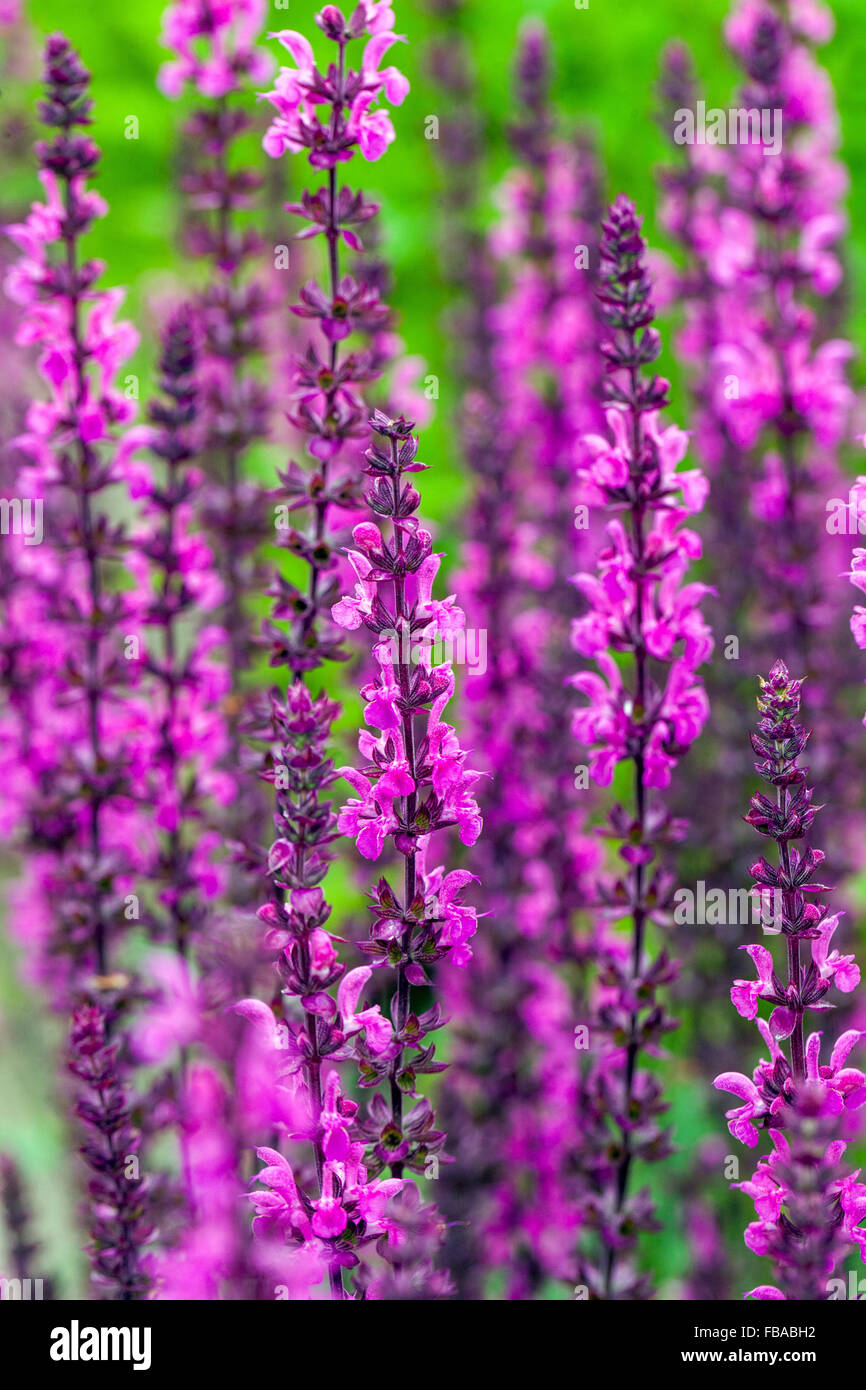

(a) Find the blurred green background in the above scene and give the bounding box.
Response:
[3,0,866,1298]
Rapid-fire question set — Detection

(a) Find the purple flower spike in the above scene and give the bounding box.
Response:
[159,0,275,852]
[571,196,713,1299]
[435,23,608,1299]
[656,0,857,875]
[3,35,143,994]
[330,407,483,1295]
[230,3,454,1302]
[717,661,866,1298]
[126,306,233,952]
[69,1006,152,1299]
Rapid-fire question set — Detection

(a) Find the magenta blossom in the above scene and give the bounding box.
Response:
[717,664,866,1297]
[261,12,408,167]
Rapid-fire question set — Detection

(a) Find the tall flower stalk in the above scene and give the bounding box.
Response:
[571,196,713,1298]
[332,407,482,1294]
[69,1007,151,1299]
[715,662,866,1299]
[437,21,607,1299]
[2,34,169,1297]
[655,0,856,869]
[4,35,144,992]
[259,25,483,1297]
[231,2,423,1301]
[158,0,274,840]
[123,308,256,1280]
[127,306,232,959]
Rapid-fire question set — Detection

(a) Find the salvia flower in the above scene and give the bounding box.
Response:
[3,35,144,992]
[233,3,415,1300]
[715,661,866,1298]
[125,306,233,951]
[158,0,272,100]
[239,682,399,1292]
[437,21,608,1300]
[331,408,482,1292]
[159,0,275,847]
[655,0,857,879]
[69,1006,152,1299]
[570,195,713,1299]
[261,6,409,167]
[146,1061,251,1300]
